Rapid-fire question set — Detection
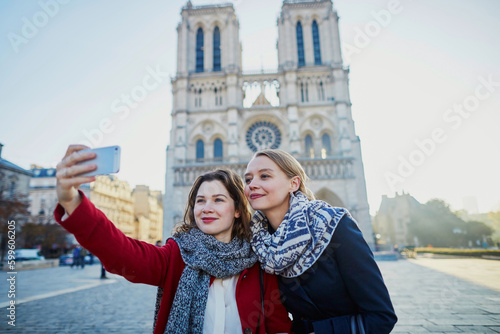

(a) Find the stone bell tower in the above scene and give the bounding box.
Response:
[164,0,374,248]
[272,0,373,246]
[164,1,244,238]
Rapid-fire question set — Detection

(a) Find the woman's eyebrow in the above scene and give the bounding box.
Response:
[258,168,273,173]
[196,194,227,198]
[244,168,274,177]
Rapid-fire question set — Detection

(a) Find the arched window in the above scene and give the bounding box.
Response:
[312,20,322,65]
[305,135,314,158]
[296,22,305,67]
[213,26,221,72]
[196,139,204,161]
[214,138,223,161]
[196,27,204,73]
[321,133,331,159]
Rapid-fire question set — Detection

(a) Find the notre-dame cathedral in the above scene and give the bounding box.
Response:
[164,0,374,248]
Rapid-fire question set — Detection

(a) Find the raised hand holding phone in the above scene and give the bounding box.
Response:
[56,145,120,215]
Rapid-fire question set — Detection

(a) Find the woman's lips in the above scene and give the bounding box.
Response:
[250,194,263,200]
[201,218,217,223]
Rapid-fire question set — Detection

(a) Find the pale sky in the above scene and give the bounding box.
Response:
[1,0,499,215]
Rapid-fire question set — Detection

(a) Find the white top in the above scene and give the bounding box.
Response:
[203,275,243,334]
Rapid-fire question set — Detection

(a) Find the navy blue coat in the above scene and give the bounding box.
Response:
[277,215,397,334]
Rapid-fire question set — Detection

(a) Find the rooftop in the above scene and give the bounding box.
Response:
[0,158,32,176]
[182,1,233,11]
[31,168,57,178]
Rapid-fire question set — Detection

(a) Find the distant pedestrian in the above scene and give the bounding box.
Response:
[155,240,162,247]
[79,247,88,268]
[100,263,108,279]
[70,246,80,268]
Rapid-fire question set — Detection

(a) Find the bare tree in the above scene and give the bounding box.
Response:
[0,192,30,262]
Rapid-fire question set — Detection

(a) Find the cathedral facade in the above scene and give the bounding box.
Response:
[164,0,374,248]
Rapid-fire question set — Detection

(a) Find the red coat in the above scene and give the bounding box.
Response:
[55,192,292,334]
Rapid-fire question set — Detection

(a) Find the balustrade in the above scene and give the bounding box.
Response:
[172,156,354,186]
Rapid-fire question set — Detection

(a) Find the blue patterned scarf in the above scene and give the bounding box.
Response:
[250,191,349,278]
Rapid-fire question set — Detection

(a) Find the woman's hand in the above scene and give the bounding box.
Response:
[56,145,97,215]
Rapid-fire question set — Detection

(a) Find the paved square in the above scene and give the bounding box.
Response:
[1,257,499,333]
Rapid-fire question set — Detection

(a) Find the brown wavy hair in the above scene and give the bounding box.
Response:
[173,169,252,241]
[253,149,316,200]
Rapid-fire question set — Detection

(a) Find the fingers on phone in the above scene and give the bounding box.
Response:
[56,163,96,181]
[61,150,95,169]
[73,176,96,185]
[64,145,94,162]
[73,163,97,176]
[65,144,90,157]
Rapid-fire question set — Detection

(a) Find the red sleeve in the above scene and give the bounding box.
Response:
[263,271,293,334]
[54,190,171,286]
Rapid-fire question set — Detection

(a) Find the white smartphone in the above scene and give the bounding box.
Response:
[76,146,121,177]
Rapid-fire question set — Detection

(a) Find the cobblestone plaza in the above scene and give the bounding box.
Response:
[1,257,499,333]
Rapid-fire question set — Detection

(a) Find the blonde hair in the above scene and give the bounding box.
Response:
[253,149,316,200]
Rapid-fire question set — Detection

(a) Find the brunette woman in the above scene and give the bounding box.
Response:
[54,145,292,334]
[244,149,397,334]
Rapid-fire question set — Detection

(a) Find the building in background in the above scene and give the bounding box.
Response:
[1,144,163,250]
[29,166,58,224]
[372,193,421,249]
[0,143,32,208]
[28,169,163,244]
[164,0,373,247]
[90,176,163,244]
[133,185,164,244]
[0,143,33,261]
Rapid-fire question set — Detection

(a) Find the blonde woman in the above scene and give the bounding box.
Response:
[244,149,397,334]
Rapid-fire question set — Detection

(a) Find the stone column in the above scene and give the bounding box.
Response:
[205,28,213,72]
[331,11,342,64]
[174,78,188,111]
[226,73,239,108]
[226,16,240,69]
[227,107,239,161]
[320,18,332,65]
[174,111,187,161]
[287,105,300,154]
[177,16,188,76]
[303,20,314,66]
[284,70,297,105]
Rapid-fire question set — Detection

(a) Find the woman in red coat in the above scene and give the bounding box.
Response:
[54,145,292,334]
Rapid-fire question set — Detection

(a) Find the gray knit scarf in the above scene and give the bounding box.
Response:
[154,228,258,334]
[250,191,350,278]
